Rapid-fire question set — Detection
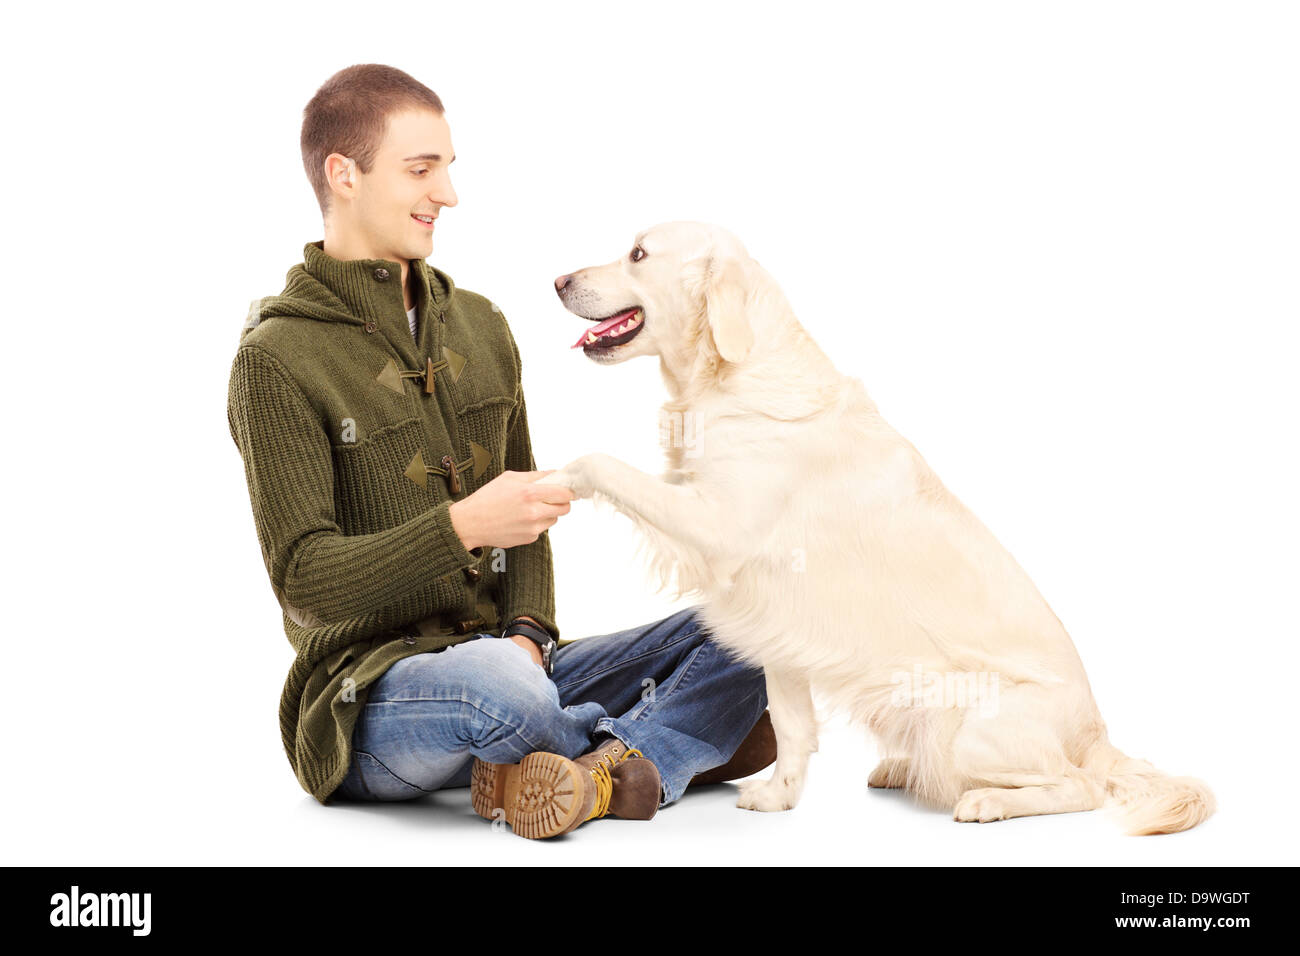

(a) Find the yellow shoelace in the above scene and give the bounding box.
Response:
[584,747,644,821]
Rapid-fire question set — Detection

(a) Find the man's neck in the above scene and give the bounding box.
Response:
[322,233,415,309]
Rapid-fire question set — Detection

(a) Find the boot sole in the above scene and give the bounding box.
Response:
[471,752,587,839]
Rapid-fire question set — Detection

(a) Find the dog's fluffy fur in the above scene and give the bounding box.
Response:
[540,221,1214,834]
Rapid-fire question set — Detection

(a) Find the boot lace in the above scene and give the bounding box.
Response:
[584,746,644,821]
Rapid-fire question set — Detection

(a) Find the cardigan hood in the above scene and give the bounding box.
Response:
[242,240,457,341]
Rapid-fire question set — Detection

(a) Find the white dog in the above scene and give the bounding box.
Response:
[539,221,1215,834]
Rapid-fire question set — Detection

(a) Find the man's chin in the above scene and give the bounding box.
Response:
[400,237,434,261]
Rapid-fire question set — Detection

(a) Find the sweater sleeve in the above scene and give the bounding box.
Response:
[497,322,560,641]
[228,344,480,627]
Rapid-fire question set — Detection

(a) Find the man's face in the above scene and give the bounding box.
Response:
[329,107,458,264]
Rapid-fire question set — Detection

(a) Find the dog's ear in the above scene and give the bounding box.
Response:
[701,255,754,364]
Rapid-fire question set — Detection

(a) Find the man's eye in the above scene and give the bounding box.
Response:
[414,168,428,176]
[630,246,646,263]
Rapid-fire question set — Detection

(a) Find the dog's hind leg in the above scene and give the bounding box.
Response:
[736,668,818,812]
[953,771,1106,823]
[947,682,1107,824]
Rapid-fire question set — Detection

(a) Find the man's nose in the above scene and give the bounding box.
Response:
[430,177,458,208]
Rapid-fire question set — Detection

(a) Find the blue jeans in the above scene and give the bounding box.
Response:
[331,606,768,807]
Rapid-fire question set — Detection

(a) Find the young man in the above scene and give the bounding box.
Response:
[227,64,774,839]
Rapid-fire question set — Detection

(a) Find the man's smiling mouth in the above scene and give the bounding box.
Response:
[571,307,645,350]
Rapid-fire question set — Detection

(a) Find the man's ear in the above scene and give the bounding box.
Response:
[702,255,754,364]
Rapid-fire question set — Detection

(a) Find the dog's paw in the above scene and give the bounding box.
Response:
[736,776,801,812]
[867,757,910,789]
[953,787,1010,824]
[535,458,593,499]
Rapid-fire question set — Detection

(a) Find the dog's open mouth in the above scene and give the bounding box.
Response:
[571,307,645,351]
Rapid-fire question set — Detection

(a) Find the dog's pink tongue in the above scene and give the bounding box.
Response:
[571,308,639,348]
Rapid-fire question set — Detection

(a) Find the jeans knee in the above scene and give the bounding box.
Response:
[444,637,557,706]
[369,637,552,705]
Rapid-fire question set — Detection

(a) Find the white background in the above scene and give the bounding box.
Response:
[2,0,1296,866]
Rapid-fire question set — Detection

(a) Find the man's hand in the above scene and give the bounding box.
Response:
[508,634,545,669]
[508,615,547,670]
[449,470,575,552]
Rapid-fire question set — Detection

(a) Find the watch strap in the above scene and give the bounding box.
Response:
[503,619,556,675]
[503,619,554,647]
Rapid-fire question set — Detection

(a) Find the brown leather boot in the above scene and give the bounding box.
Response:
[471,738,662,839]
[688,710,777,788]
[471,751,595,839]
[572,736,662,822]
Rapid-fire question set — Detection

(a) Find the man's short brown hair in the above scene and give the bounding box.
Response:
[301,64,445,218]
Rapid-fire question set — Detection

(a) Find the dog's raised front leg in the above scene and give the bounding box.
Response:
[736,668,818,812]
[537,453,722,556]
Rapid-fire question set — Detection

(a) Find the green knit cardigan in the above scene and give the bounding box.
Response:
[227,240,559,804]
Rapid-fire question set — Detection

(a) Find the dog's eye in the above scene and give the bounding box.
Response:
[630,246,646,263]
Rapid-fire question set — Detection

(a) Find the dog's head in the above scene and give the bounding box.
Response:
[554,221,756,367]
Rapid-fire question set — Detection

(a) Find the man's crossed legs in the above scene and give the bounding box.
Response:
[331,606,770,836]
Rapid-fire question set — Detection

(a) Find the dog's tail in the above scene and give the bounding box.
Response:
[1090,742,1216,835]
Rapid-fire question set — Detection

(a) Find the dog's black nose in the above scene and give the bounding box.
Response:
[554,274,571,293]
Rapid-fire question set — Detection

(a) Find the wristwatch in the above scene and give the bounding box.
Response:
[503,618,558,675]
